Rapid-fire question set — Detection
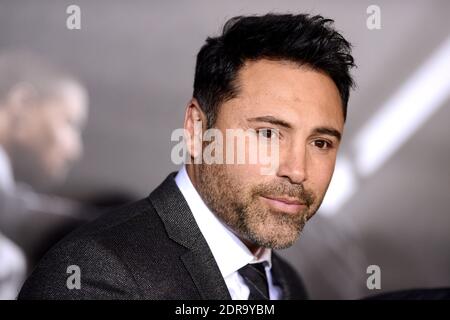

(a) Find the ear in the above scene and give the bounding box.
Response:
[183,98,207,160]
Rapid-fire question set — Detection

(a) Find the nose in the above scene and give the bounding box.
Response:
[276,142,308,185]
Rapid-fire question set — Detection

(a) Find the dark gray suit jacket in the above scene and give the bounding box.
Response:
[18,172,308,300]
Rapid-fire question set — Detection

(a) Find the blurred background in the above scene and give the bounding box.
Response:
[0,0,449,299]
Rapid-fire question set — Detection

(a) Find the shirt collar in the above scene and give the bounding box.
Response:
[174,165,272,278]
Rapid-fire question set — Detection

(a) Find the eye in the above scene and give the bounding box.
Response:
[257,128,278,139]
[312,139,332,149]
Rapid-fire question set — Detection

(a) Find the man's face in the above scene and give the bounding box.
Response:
[195,59,344,250]
[12,83,87,183]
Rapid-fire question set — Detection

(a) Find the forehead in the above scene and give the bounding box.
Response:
[220,59,344,129]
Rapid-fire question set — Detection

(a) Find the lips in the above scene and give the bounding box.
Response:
[260,195,306,214]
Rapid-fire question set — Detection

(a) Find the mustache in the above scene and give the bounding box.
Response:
[252,182,315,207]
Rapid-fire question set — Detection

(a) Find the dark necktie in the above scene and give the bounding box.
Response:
[238,263,270,300]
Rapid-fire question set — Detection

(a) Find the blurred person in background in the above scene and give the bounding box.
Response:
[0,51,91,299]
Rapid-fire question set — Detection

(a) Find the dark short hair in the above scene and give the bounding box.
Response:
[193,13,356,127]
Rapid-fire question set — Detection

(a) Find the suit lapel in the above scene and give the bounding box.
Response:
[148,172,231,300]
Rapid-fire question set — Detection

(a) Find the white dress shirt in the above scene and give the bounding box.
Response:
[175,165,281,300]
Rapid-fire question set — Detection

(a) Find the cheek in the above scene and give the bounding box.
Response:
[17,113,46,148]
[42,122,65,154]
[219,160,263,200]
[58,127,78,151]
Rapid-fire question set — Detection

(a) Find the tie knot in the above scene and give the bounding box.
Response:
[238,263,269,300]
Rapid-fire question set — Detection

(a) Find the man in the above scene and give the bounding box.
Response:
[0,52,89,299]
[19,13,355,300]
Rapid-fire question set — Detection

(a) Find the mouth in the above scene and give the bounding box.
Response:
[259,195,307,214]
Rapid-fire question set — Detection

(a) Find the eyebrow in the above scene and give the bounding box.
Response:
[312,127,342,142]
[246,116,293,129]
